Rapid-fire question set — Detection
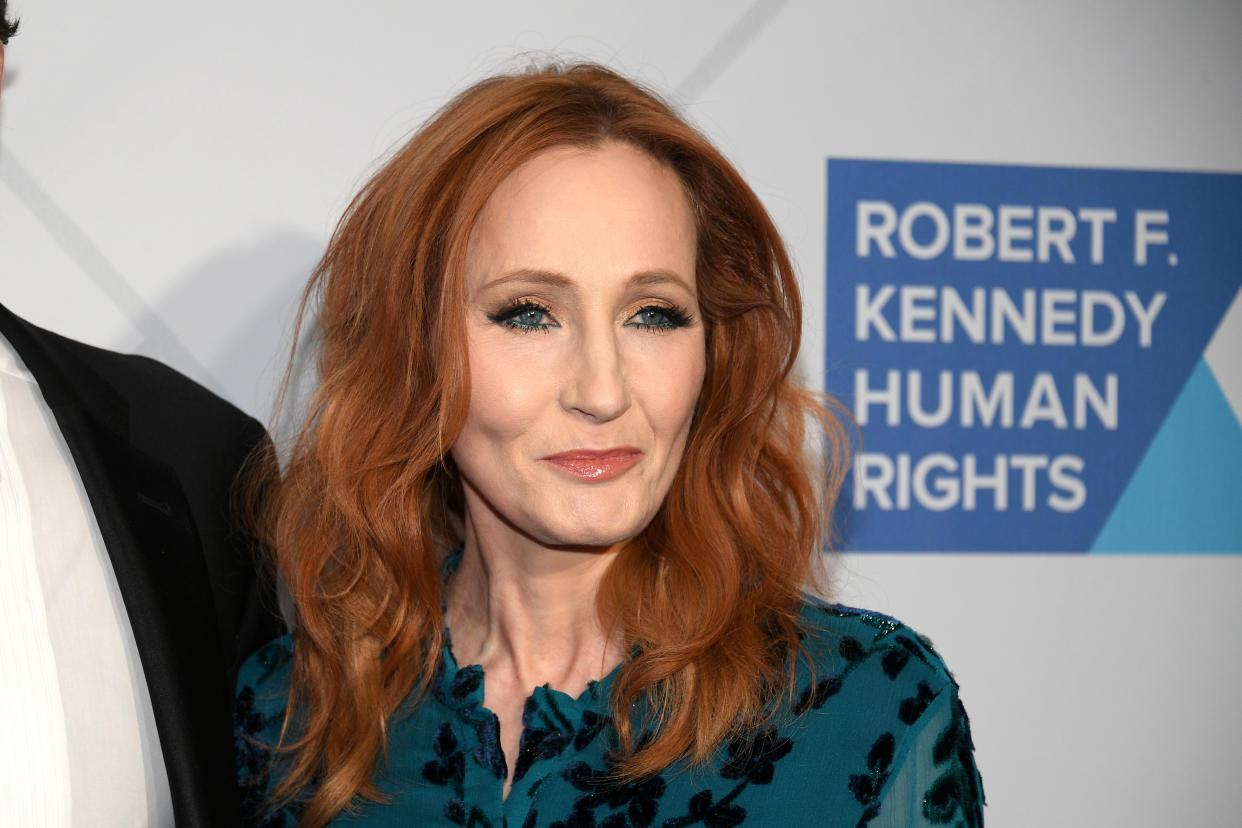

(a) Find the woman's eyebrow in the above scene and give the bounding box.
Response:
[477,268,693,295]
[479,269,575,293]
[627,269,694,294]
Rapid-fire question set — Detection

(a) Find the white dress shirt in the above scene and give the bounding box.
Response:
[0,332,173,827]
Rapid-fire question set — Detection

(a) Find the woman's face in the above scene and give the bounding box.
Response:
[452,141,705,551]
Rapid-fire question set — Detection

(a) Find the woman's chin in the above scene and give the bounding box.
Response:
[530,511,653,552]
[494,486,651,549]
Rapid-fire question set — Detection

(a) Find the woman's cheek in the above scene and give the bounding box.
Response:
[641,338,706,431]
[467,332,565,432]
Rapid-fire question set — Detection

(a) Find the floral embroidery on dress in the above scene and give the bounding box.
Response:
[234,602,983,826]
[234,638,297,827]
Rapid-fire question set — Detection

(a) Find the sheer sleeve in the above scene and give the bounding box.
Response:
[870,682,984,827]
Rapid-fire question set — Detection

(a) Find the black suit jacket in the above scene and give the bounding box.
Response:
[0,303,283,826]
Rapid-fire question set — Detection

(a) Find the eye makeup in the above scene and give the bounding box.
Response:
[625,304,694,332]
[487,299,559,333]
[484,295,697,336]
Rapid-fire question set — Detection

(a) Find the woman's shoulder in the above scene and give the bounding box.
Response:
[788,595,968,729]
[237,634,295,705]
[235,634,297,826]
[236,633,295,743]
[782,596,985,826]
[793,596,959,694]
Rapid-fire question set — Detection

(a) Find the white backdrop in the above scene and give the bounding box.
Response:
[3,1,1241,825]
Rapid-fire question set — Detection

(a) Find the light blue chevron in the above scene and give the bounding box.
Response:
[1093,359,1242,554]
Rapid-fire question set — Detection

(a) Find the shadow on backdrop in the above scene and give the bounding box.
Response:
[144,229,324,432]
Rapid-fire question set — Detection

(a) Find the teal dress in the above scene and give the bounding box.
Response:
[235,600,983,827]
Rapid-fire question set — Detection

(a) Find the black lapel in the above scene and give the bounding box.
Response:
[0,304,239,826]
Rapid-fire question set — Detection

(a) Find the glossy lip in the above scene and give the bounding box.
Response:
[541,447,643,482]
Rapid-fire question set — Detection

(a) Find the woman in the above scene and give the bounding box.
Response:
[236,63,983,827]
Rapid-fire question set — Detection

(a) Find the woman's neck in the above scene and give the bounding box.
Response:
[443,520,623,696]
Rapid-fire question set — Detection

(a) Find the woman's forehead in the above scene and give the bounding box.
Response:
[463,142,697,298]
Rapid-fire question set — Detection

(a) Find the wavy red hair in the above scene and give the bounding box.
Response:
[254,62,850,825]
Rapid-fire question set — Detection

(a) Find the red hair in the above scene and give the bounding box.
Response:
[255,62,849,825]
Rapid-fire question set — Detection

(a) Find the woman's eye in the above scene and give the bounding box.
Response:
[627,305,692,331]
[489,302,558,332]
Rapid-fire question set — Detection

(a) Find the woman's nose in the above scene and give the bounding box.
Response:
[561,328,630,423]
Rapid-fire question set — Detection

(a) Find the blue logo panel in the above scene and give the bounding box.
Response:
[825,159,1242,552]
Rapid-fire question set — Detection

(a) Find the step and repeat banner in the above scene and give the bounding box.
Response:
[2,2,1239,825]
[828,160,1242,554]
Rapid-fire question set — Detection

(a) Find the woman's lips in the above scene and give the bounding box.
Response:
[542,448,642,481]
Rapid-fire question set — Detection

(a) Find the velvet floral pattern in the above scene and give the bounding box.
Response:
[235,601,983,826]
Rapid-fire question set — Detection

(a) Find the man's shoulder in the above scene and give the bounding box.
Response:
[46,326,251,424]
[5,307,251,420]
[21,317,267,464]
